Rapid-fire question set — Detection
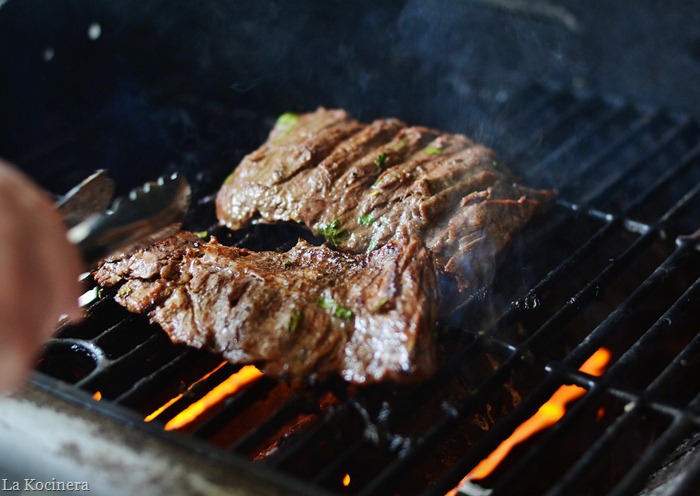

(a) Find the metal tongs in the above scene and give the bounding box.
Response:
[56,170,191,267]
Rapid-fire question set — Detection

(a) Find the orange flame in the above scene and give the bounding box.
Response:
[144,361,228,423]
[450,348,611,492]
[92,391,102,401]
[342,473,351,487]
[164,365,263,431]
[144,363,263,430]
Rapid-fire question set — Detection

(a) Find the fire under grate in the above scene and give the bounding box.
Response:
[30,84,700,496]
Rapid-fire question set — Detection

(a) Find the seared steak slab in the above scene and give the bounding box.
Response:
[94,231,439,384]
[216,108,554,294]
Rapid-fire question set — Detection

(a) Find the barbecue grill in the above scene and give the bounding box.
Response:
[1,1,700,495]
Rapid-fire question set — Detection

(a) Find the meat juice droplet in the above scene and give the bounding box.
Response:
[515,294,540,310]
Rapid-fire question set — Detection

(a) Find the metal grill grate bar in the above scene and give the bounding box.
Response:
[503,97,607,165]
[521,104,639,183]
[497,88,577,135]
[76,332,173,390]
[417,240,696,496]
[550,323,700,496]
[559,115,693,200]
[141,363,241,426]
[495,249,700,495]
[607,395,700,496]
[223,391,310,455]
[189,377,279,441]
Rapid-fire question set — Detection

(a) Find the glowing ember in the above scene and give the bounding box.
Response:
[163,365,263,431]
[449,348,611,492]
[92,391,102,401]
[144,363,263,428]
[144,394,183,423]
[342,473,351,487]
[144,361,228,423]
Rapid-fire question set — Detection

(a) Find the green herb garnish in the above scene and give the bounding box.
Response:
[423,145,443,155]
[117,285,132,298]
[333,305,353,320]
[194,231,209,239]
[275,112,299,130]
[374,152,387,170]
[316,296,334,310]
[317,218,347,246]
[366,237,378,253]
[373,296,389,312]
[358,214,374,226]
[288,309,303,332]
[316,296,353,320]
[273,112,300,142]
[283,259,294,268]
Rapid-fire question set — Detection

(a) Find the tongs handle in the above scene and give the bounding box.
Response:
[58,172,191,267]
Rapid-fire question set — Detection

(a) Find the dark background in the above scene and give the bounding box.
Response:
[1,0,699,195]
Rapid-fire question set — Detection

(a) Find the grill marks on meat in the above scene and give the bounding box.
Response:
[217,108,555,293]
[94,231,439,384]
[96,109,553,384]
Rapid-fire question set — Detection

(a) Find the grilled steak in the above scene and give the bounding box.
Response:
[94,231,439,384]
[217,108,554,294]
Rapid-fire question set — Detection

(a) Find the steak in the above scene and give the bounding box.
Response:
[216,108,554,294]
[94,231,439,384]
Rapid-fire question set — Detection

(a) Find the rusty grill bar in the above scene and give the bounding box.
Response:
[31,84,700,495]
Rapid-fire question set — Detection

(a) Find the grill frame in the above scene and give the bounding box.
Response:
[18,83,700,496]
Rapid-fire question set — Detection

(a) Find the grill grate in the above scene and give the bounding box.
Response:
[32,84,700,495]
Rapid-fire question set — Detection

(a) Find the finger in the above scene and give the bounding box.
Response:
[0,194,38,392]
[0,162,83,391]
[1,161,84,328]
[32,195,84,336]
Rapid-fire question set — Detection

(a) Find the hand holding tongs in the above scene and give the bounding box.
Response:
[56,170,191,267]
